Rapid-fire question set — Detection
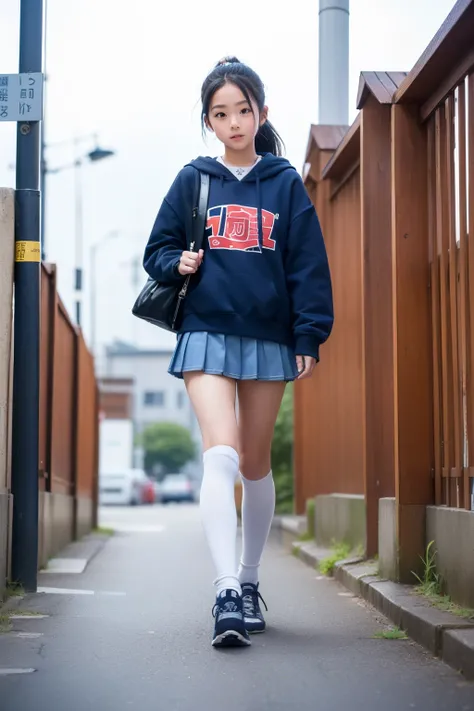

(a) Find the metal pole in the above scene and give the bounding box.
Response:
[40,0,48,261]
[74,148,83,326]
[90,242,97,354]
[11,0,44,591]
[318,0,350,126]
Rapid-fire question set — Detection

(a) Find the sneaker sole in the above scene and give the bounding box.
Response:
[212,630,251,648]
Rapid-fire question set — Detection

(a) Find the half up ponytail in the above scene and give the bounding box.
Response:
[201,57,285,157]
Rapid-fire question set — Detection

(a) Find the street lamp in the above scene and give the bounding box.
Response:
[90,229,120,358]
[41,135,116,325]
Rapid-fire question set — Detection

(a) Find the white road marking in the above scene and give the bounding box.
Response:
[38,586,95,595]
[110,524,165,533]
[0,668,36,675]
[14,632,44,638]
[37,586,126,596]
[9,615,49,620]
[338,592,354,597]
[43,558,88,574]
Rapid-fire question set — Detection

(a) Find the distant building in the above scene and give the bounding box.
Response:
[103,340,202,477]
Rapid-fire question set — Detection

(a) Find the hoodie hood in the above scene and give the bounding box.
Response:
[186,153,296,182]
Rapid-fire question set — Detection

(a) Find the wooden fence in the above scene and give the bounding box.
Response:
[294,0,474,575]
[39,264,99,553]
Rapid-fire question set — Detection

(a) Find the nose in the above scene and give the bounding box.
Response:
[230,114,240,130]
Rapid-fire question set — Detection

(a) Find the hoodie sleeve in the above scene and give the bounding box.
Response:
[143,168,194,285]
[285,180,334,361]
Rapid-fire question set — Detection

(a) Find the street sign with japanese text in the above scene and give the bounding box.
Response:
[0,72,44,122]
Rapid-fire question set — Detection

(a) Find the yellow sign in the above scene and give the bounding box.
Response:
[15,241,41,263]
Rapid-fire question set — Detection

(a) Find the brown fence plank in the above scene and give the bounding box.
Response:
[391,103,432,582]
[435,106,453,505]
[468,73,474,507]
[456,80,470,509]
[427,118,443,505]
[360,97,395,557]
[445,95,462,507]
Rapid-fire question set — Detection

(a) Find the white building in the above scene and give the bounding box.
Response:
[104,340,202,476]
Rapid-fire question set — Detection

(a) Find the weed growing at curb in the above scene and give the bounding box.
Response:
[0,614,11,633]
[412,541,442,596]
[297,531,314,542]
[93,526,114,536]
[319,542,351,576]
[373,627,408,640]
[5,583,24,599]
[412,541,474,621]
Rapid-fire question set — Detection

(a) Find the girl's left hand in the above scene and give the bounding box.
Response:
[296,355,317,380]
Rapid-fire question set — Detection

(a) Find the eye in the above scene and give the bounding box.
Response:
[214,112,226,119]
[241,108,252,115]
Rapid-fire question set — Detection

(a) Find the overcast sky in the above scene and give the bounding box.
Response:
[0,0,457,362]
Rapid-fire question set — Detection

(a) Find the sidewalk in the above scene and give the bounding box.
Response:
[273,516,474,681]
[1,505,473,711]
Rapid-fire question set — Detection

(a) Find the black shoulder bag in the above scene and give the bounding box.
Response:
[132,171,210,332]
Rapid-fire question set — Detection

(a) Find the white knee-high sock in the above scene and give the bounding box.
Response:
[238,471,275,586]
[200,445,241,596]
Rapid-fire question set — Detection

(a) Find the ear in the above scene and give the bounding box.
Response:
[204,115,213,132]
[259,106,269,127]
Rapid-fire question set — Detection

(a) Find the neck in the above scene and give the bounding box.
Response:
[223,146,258,167]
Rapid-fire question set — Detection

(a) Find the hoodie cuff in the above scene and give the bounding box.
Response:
[294,335,320,362]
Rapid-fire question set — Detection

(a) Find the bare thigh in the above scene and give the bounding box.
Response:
[184,372,238,452]
[237,380,287,480]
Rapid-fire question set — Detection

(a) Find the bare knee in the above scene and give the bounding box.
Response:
[239,448,272,480]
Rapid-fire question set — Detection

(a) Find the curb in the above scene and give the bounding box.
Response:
[291,539,474,681]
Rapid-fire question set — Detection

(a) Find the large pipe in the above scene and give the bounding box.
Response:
[318,0,350,125]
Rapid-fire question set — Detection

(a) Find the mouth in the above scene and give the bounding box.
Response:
[230,135,244,141]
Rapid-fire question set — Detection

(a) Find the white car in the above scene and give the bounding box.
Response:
[99,469,150,506]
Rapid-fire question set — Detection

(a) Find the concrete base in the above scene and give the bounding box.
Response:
[0,491,12,594]
[314,493,366,551]
[38,492,74,569]
[75,496,94,539]
[379,497,397,579]
[427,506,474,609]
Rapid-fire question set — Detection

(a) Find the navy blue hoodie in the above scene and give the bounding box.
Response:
[143,153,333,360]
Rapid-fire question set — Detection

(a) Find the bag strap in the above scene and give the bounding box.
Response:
[189,171,210,253]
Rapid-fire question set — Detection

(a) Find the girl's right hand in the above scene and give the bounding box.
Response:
[178,249,204,276]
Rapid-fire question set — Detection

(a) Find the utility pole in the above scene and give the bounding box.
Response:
[318,0,350,126]
[11,0,44,591]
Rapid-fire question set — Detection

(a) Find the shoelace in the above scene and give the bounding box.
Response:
[242,589,268,618]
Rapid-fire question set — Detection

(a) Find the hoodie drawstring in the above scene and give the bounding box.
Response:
[256,174,263,250]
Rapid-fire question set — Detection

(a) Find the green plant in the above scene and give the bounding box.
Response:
[93,526,114,536]
[297,531,314,542]
[139,422,196,476]
[373,627,408,640]
[319,542,351,576]
[271,385,294,513]
[0,614,11,633]
[412,541,442,596]
[5,583,24,599]
[305,498,315,539]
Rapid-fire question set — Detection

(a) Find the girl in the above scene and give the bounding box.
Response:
[143,57,333,648]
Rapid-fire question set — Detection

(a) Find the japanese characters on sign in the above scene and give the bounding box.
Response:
[0,73,44,122]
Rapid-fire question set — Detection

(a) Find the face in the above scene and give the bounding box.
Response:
[205,82,268,153]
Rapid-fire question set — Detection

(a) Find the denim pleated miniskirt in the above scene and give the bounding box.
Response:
[168,332,299,382]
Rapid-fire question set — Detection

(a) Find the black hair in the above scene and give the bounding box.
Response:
[201,56,284,157]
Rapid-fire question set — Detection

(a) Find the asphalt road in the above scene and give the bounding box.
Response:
[1,504,473,711]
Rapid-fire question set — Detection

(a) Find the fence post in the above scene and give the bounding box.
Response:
[360,97,396,557]
[0,189,15,591]
[391,103,433,582]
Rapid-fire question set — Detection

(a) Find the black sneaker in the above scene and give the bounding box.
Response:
[242,583,268,634]
[212,589,251,648]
